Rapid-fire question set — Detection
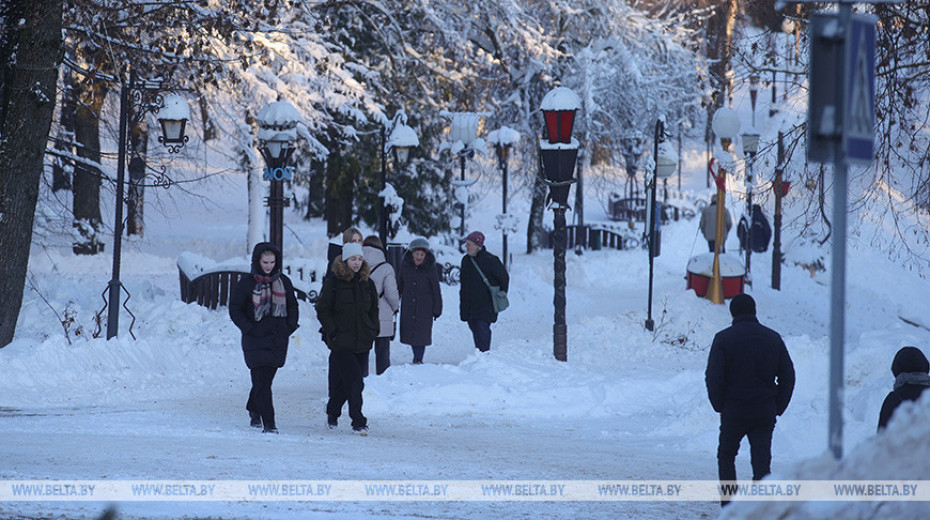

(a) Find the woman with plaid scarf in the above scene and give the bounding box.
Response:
[229,242,299,434]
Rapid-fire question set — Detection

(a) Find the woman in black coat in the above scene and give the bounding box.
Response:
[459,231,508,352]
[229,242,299,434]
[315,242,379,434]
[397,237,442,364]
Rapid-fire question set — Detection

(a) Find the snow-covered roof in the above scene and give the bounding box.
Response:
[486,126,521,146]
[540,87,581,111]
[158,93,190,121]
[257,101,304,142]
[387,123,419,149]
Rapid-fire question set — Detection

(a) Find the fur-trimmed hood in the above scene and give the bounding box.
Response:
[331,255,371,282]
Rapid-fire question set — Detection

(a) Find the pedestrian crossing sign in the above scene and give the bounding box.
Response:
[843,15,876,164]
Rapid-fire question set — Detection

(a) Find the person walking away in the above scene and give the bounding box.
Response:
[228,242,299,434]
[397,237,442,364]
[362,235,400,375]
[699,193,733,253]
[705,293,794,506]
[878,346,930,431]
[459,231,508,353]
[316,242,379,434]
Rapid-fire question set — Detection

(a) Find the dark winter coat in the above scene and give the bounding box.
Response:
[315,255,380,354]
[363,245,400,338]
[397,249,442,346]
[705,315,795,418]
[228,243,300,369]
[878,347,930,431]
[459,247,509,324]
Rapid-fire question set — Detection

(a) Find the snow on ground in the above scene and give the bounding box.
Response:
[3,141,930,520]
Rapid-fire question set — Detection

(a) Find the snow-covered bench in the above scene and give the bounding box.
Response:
[177,251,322,309]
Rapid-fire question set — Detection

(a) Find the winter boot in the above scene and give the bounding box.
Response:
[249,411,262,428]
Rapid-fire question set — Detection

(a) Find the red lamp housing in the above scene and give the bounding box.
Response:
[543,109,577,145]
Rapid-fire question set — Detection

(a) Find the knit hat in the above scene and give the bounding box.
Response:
[342,242,364,259]
[465,231,485,247]
[729,293,756,317]
[408,237,431,253]
[891,346,930,377]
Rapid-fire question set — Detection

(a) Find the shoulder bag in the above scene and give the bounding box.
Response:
[469,257,509,313]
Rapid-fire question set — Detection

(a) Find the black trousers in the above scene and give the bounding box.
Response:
[246,366,278,429]
[468,320,492,352]
[327,350,368,428]
[717,414,775,488]
[374,337,391,375]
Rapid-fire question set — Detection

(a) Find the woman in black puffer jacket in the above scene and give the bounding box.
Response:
[229,242,299,434]
[315,242,379,434]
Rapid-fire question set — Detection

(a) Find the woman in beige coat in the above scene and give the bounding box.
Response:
[362,236,400,375]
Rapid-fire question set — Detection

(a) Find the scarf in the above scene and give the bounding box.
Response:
[252,272,287,321]
[894,372,930,390]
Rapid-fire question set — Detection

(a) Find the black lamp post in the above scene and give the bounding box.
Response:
[105,68,190,340]
[645,117,677,331]
[489,126,517,271]
[257,101,301,257]
[379,111,418,246]
[539,87,580,362]
[741,130,760,284]
[259,132,294,255]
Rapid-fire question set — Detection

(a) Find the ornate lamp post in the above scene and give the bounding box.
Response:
[741,129,760,284]
[444,111,488,239]
[539,87,581,362]
[379,111,418,246]
[488,126,519,271]
[706,107,740,304]
[772,131,790,290]
[105,69,190,339]
[645,117,677,331]
[257,101,301,257]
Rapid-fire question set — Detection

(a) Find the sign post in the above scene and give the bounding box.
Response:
[807,3,877,460]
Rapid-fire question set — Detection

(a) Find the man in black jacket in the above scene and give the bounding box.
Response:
[459,231,509,352]
[705,293,795,505]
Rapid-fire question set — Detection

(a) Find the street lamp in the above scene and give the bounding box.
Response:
[741,129,760,284]
[257,101,301,256]
[443,111,488,239]
[772,130,791,291]
[645,117,677,331]
[539,87,581,362]
[706,107,741,304]
[748,74,760,128]
[487,126,520,271]
[378,111,418,245]
[105,68,191,339]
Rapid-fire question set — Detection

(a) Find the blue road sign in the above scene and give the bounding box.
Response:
[843,14,876,164]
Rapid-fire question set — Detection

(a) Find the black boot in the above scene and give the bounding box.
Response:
[249,411,262,428]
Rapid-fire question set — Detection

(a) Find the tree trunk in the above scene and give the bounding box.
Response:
[52,58,75,191]
[199,97,216,142]
[0,0,63,347]
[324,144,355,237]
[704,0,739,136]
[126,123,147,236]
[71,46,108,255]
[526,151,547,254]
